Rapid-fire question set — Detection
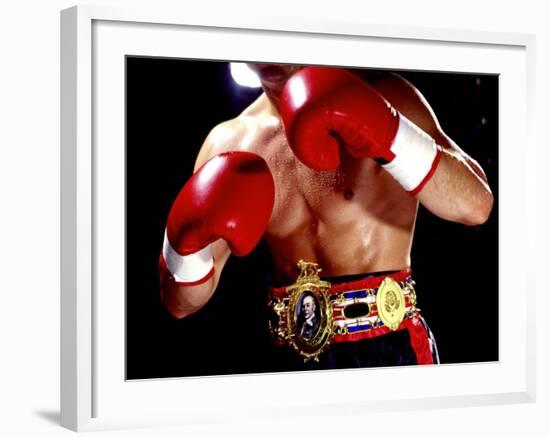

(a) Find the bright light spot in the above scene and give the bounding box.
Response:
[288,76,307,107]
[230,63,262,88]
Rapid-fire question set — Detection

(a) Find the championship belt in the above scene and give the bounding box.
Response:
[268,261,419,362]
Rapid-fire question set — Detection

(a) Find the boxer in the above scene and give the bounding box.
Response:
[159,64,493,369]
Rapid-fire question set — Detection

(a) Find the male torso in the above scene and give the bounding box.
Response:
[201,72,418,284]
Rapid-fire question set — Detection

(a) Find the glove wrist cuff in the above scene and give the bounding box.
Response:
[162,231,214,285]
[382,114,441,195]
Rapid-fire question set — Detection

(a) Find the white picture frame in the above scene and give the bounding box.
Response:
[60,5,536,432]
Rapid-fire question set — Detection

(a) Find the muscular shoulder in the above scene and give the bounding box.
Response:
[205,118,245,153]
[195,95,281,170]
[366,72,478,164]
[368,72,442,138]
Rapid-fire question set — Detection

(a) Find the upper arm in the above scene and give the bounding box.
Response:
[192,119,244,258]
[163,120,244,318]
[371,73,489,183]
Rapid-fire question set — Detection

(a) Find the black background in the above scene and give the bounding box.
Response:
[125,58,499,379]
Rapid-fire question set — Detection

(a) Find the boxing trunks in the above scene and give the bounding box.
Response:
[268,263,439,371]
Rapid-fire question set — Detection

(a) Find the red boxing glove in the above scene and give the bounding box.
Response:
[160,151,275,285]
[279,66,441,195]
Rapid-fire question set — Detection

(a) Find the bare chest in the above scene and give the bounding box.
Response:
[259,134,413,238]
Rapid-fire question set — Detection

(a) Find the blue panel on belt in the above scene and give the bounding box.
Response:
[348,323,370,333]
[330,290,368,300]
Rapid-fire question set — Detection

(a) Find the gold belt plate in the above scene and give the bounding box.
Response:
[376,277,406,331]
[281,261,333,361]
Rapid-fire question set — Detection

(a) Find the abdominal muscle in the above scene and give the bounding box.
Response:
[262,141,419,284]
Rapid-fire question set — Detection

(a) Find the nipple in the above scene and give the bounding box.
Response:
[343,188,354,200]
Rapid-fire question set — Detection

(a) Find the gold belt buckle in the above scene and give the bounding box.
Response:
[270,260,334,362]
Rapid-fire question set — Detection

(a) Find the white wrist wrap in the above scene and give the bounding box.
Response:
[162,231,214,283]
[382,115,439,193]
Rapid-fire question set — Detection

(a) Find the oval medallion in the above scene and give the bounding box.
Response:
[376,277,406,331]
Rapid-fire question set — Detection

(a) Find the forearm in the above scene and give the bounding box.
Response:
[415,147,494,225]
[160,240,230,319]
[160,276,217,319]
[159,150,274,319]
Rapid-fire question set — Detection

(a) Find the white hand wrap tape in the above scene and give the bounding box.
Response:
[162,231,214,283]
[382,115,439,193]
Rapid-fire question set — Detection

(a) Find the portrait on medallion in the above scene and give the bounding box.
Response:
[125,58,498,379]
[297,293,320,340]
